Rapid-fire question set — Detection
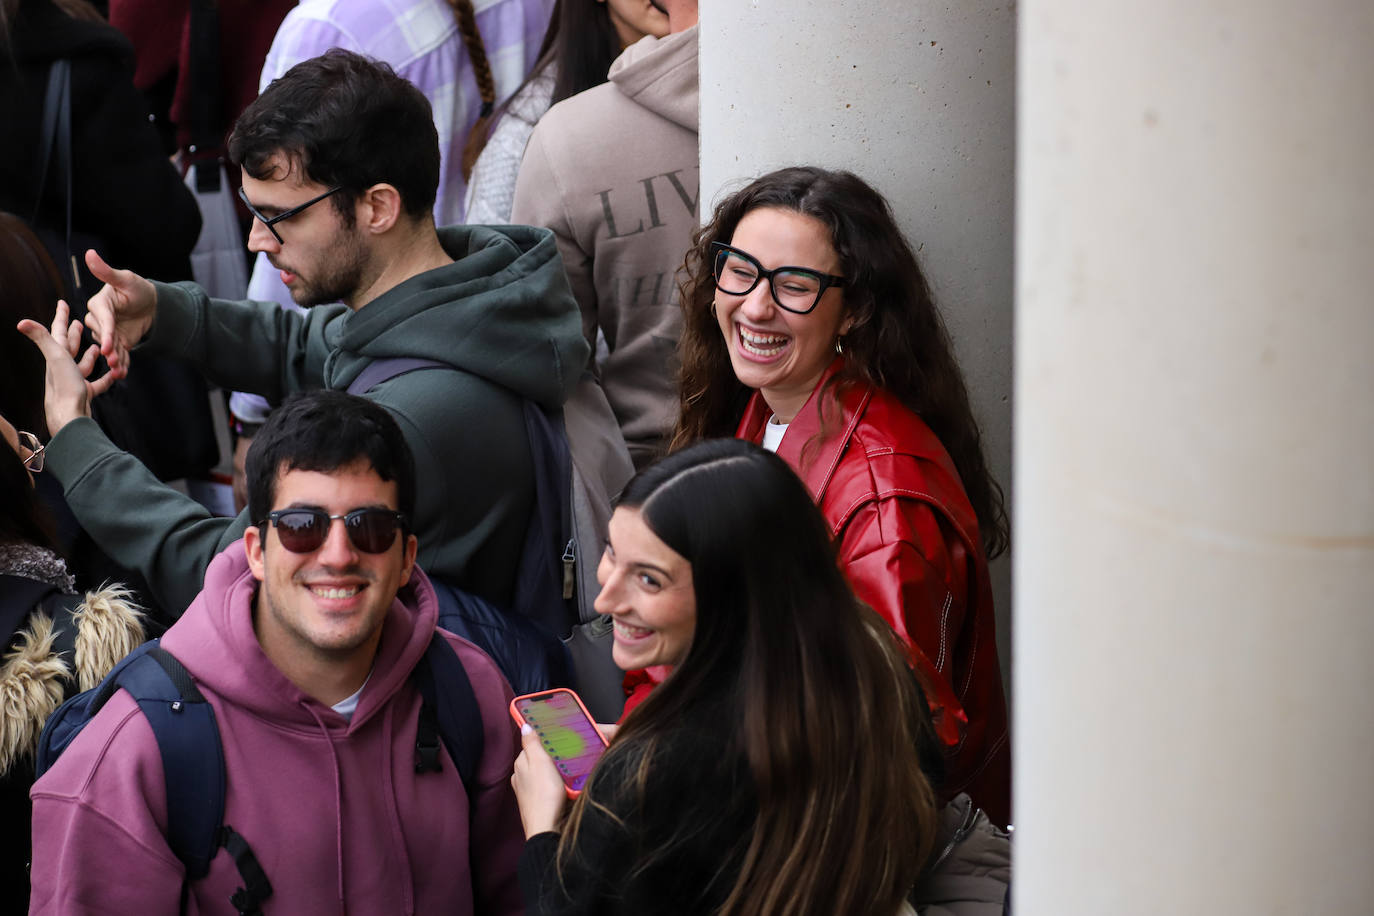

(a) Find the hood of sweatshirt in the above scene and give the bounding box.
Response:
[608,25,699,133]
[324,224,590,411]
[160,541,439,732]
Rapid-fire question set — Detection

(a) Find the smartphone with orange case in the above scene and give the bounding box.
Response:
[510,688,610,798]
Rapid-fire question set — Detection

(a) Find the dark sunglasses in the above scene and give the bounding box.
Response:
[264,508,406,554]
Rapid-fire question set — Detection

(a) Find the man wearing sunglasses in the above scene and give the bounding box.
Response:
[31,390,525,914]
[18,50,589,620]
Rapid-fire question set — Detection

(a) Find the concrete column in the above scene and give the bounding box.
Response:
[1017,1,1374,911]
[699,0,1018,687]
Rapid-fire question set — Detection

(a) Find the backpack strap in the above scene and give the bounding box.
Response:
[222,825,273,916]
[345,357,448,396]
[102,644,227,879]
[511,400,576,637]
[413,633,485,797]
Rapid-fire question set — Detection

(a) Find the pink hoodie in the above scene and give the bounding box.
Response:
[29,543,524,915]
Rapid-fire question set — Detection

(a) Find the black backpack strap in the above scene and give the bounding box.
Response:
[221,825,273,916]
[345,357,448,396]
[510,400,576,637]
[413,634,485,798]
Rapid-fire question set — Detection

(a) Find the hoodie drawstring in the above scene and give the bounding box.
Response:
[303,702,348,908]
[379,701,417,914]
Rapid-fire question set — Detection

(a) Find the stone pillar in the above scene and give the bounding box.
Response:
[699,0,1018,686]
[1017,1,1374,911]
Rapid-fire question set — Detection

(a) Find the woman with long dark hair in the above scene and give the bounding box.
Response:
[513,439,956,914]
[670,166,1011,825]
[463,0,669,222]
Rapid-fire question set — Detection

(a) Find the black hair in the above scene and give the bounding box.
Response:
[465,0,636,168]
[0,212,66,436]
[0,422,59,551]
[559,439,938,915]
[227,49,439,222]
[245,390,416,527]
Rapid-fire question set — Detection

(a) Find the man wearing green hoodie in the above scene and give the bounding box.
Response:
[20,49,589,618]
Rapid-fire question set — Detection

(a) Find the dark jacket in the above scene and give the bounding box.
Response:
[45,224,590,614]
[519,696,756,915]
[737,361,1011,827]
[0,543,145,900]
[0,0,201,281]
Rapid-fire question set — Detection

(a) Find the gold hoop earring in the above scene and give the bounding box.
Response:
[834,336,845,355]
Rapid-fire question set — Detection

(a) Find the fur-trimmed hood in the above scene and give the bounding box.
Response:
[0,582,144,776]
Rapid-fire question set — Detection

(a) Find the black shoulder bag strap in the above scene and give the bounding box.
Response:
[188,0,223,190]
[33,59,82,295]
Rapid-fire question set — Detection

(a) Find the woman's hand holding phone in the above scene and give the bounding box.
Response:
[512,724,572,838]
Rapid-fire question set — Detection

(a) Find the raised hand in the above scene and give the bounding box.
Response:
[17,300,118,437]
[81,248,158,379]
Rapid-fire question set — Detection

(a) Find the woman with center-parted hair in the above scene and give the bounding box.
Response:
[511,439,1010,916]
[663,166,1011,826]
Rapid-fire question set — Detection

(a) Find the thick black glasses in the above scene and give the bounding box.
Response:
[237,185,344,245]
[18,430,44,472]
[710,241,846,315]
[265,508,405,554]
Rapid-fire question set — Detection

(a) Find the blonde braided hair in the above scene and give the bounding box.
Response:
[447,0,497,180]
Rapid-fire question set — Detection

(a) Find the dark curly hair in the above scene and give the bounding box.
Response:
[228,49,439,223]
[672,166,1008,558]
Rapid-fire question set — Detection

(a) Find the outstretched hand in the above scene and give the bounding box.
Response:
[511,724,571,838]
[81,248,157,379]
[17,300,117,437]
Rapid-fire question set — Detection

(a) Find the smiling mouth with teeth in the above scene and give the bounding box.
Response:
[311,585,361,599]
[613,620,653,639]
[739,326,788,357]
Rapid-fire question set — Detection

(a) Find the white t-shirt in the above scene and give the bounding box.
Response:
[761,417,788,453]
[331,675,371,722]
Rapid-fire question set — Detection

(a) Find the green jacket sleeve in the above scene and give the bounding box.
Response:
[144,280,343,399]
[46,417,248,616]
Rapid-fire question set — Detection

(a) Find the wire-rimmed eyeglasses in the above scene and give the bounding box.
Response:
[18,430,45,472]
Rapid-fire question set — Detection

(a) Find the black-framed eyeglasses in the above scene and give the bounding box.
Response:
[710,241,846,315]
[18,430,44,472]
[264,507,406,554]
[237,185,344,245]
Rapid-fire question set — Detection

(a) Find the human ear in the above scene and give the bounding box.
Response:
[400,533,418,583]
[244,524,267,583]
[359,183,402,235]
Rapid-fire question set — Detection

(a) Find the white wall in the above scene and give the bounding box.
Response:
[1017,0,1374,910]
[700,0,1018,688]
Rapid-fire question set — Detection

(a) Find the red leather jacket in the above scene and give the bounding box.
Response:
[736,365,1010,825]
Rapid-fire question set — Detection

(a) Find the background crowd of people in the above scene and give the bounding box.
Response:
[2,0,1013,911]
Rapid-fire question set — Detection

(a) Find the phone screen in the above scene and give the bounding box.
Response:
[512,690,608,794]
